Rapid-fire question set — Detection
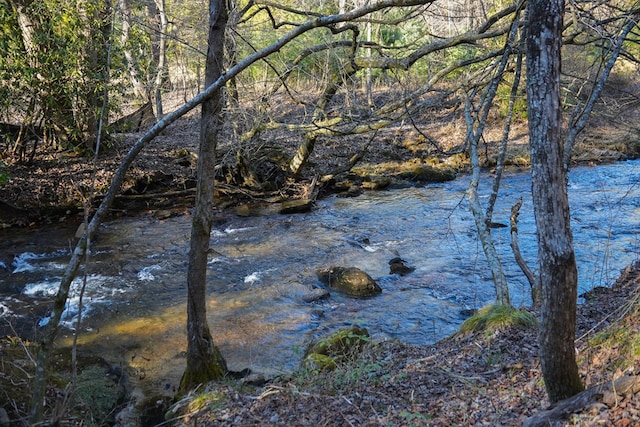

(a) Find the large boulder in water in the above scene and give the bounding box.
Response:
[316,266,381,297]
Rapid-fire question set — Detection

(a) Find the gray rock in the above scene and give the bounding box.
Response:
[0,408,10,427]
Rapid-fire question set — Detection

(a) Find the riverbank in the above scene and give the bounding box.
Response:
[1,94,639,425]
[167,260,640,426]
[0,93,639,228]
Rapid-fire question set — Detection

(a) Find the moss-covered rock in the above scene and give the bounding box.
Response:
[395,164,457,182]
[279,198,313,214]
[302,353,338,371]
[352,158,457,184]
[302,326,371,371]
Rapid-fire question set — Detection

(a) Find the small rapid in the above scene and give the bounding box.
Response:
[0,159,638,395]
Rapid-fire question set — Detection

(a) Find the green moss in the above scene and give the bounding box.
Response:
[178,358,227,397]
[187,391,227,413]
[76,366,123,424]
[459,304,537,335]
[301,353,338,372]
[305,326,370,359]
[301,326,370,372]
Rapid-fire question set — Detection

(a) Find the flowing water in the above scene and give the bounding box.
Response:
[1,160,638,398]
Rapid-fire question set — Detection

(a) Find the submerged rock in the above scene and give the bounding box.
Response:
[316,266,381,297]
[301,287,331,303]
[389,257,415,276]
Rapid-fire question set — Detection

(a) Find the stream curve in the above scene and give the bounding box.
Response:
[0,159,638,399]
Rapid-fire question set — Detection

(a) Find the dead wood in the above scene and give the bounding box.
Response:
[524,373,640,427]
[110,102,155,133]
[510,197,539,304]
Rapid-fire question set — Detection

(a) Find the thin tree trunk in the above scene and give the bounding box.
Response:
[510,198,539,304]
[119,0,149,100]
[463,8,523,306]
[467,120,509,305]
[179,0,229,393]
[526,0,583,403]
[152,0,168,119]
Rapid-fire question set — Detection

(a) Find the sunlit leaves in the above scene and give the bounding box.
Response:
[0,0,113,149]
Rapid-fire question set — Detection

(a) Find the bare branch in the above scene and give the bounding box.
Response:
[510,198,539,305]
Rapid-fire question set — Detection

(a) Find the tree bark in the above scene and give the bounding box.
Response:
[119,0,150,101]
[526,0,583,403]
[179,0,229,394]
[152,0,168,119]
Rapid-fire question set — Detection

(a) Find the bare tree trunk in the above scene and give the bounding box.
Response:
[152,0,168,119]
[526,0,583,403]
[179,0,228,393]
[119,0,149,100]
[510,198,539,304]
[463,8,524,306]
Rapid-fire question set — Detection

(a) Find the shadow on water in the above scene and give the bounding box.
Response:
[0,159,638,400]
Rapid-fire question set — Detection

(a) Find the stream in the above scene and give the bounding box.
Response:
[1,159,638,398]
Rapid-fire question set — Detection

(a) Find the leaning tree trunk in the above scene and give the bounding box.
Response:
[526,0,583,403]
[179,0,228,394]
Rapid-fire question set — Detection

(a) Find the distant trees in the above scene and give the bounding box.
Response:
[117,0,170,116]
[1,0,112,152]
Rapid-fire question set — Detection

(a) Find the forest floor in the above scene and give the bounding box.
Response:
[1,85,640,426]
[168,261,640,427]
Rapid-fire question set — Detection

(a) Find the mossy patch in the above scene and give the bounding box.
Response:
[76,365,124,425]
[302,326,371,372]
[458,304,537,335]
[352,158,457,183]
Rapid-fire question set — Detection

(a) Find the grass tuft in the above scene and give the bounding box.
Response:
[459,303,537,335]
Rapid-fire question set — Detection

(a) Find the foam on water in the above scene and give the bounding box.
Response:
[22,274,128,329]
[12,250,68,274]
[244,271,261,285]
[0,301,13,316]
[138,265,162,281]
[211,226,256,237]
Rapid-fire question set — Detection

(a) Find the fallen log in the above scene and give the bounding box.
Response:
[524,373,640,427]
